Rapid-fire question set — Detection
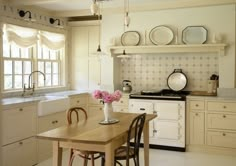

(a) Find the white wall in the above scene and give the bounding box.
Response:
[101,4,236,90]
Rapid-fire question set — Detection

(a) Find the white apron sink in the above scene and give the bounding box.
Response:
[38,96,70,116]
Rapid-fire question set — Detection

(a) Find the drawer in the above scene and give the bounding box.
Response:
[113,106,128,113]
[207,101,236,112]
[207,113,236,130]
[70,95,87,107]
[113,97,129,106]
[207,131,236,149]
[190,100,205,110]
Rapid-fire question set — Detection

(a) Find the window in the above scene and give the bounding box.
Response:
[1,24,65,92]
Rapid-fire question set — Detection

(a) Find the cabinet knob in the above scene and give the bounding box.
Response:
[77,100,80,103]
[222,133,226,136]
[19,142,23,145]
[99,108,102,111]
[195,104,199,107]
[223,105,227,109]
[195,113,198,116]
[120,101,123,103]
[19,108,23,111]
[223,115,226,118]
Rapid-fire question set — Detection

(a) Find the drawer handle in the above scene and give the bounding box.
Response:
[223,106,227,109]
[19,108,23,111]
[140,108,145,111]
[19,142,23,145]
[222,133,226,136]
[223,115,226,118]
[153,130,157,133]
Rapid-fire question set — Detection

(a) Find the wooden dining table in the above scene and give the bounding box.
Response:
[37,112,157,166]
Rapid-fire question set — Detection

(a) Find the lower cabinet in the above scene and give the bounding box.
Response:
[37,111,67,162]
[190,111,205,145]
[2,137,37,166]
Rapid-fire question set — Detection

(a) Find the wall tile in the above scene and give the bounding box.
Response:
[120,54,219,92]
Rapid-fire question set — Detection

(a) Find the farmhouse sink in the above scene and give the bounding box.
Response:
[38,95,70,116]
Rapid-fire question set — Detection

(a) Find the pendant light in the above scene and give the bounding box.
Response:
[124,0,130,27]
[117,0,131,62]
[91,2,107,59]
[90,0,99,15]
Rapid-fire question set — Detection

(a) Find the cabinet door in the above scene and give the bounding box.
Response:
[70,95,88,107]
[88,59,101,90]
[2,105,36,145]
[190,111,205,145]
[37,111,67,162]
[2,137,37,166]
[88,26,99,56]
[71,27,89,90]
[88,106,103,116]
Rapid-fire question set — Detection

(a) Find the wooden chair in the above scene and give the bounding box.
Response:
[101,113,146,166]
[67,107,101,166]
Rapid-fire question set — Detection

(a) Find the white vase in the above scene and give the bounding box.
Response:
[103,103,113,122]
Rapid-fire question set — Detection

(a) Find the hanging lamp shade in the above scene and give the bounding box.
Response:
[90,1,99,15]
[124,12,130,27]
[117,49,131,58]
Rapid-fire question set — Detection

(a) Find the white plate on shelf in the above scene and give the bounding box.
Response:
[121,31,140,46]
[149,26,174,45]
[182,26,208,44]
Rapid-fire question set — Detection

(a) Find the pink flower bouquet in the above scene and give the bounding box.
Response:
[92,90,122,104]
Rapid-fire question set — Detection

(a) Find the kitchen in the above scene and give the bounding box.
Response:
[0,0,236,166]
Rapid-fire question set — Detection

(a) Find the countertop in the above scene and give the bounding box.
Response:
[1,90,89,107]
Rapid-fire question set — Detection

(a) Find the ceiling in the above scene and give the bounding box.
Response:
[6,0,236,17]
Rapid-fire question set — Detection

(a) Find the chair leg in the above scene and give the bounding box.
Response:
[101,156,105,166]
[83,154,88,166]
[69,154,75,166]
[91,154,95,166]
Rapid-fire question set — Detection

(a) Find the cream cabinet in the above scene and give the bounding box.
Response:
[113,94,129,113]
[188,97,236,155]
[189,100,205,145]
[71,25,100,91]
[2,137,37,166]
[1,104,37,166]
[70,94,88,109]
[37,111,67,162]
[88,94,103,116]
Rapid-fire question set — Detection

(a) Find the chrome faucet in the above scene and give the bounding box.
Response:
[22,70,46,96]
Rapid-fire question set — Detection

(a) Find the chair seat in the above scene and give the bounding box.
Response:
[115,146,135,160]
[73,149,101,159]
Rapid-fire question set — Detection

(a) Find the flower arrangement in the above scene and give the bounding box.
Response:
[92,90,122,104]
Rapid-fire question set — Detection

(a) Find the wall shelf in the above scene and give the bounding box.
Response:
[109,44,227,56]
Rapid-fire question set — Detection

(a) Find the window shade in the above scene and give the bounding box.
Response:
[40,31,65,50]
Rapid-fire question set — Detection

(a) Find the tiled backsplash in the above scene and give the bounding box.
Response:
[120,53,219,92]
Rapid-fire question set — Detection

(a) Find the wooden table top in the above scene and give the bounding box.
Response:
[37,112,156,145]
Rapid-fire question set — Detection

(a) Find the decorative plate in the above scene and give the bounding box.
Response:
[149,26,174,45]
[121,31,140,46]
[182,26,208,44]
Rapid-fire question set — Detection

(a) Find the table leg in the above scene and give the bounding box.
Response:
[105,144,115,166]
[143,122,149,166]
[53,141,62,166]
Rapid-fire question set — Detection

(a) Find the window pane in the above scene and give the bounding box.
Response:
[24,74,29,88]
[53,62,59,74]
[43,48,49,59]
[53,74,59,86]
[45,74,51,86]
[50,50,57,60]
[3,43,10,57]
[38,74,45,87]
[15,75,22,88]
[11,44,20,58]
[21,47,30,58]
[15,61,22,74]
[45,62,51,74]
[4,75,12,89]
[4,60,12,74]
[38,48,42,59]
[38,61,44,73]
[24,61,32,74]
